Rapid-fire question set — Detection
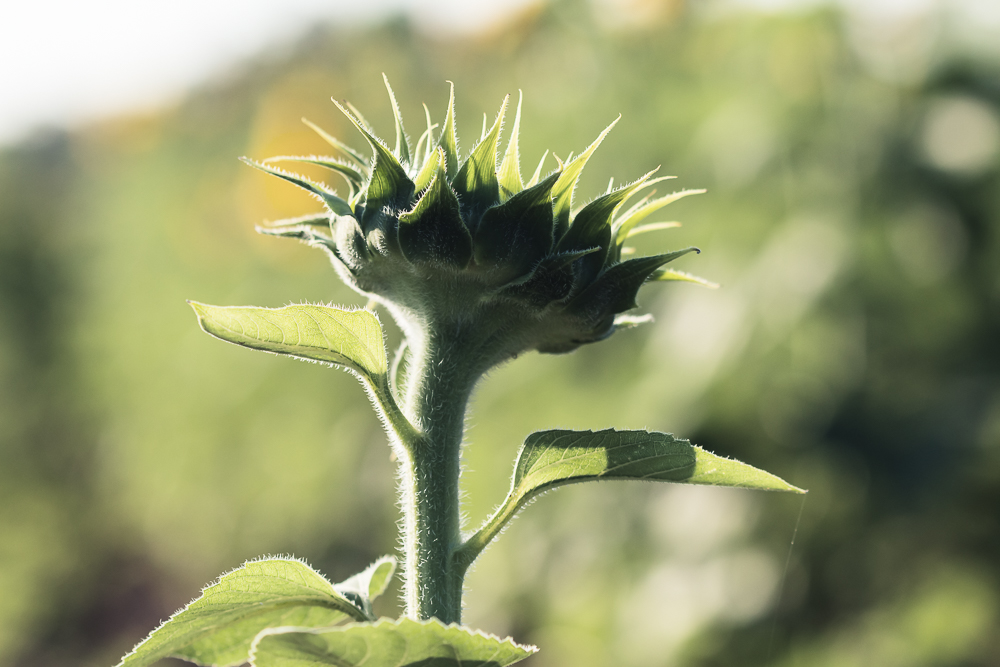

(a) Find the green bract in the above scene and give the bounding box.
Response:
[253,78,707,366]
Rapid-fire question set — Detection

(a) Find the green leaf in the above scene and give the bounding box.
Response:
[189,302,387,387]
[398,151,473,268]
[437,82,460,180]
[383,74,411,167]
[551,116,619,237]
[453,95,509,228]
[332,99,415,230]
[332,556,397,621]
[456,430,804,570]
[497,90,524,200]
[302,118,370,169]
[251,618,537,667]
[512,428,804,494]
[240,158,354,217]
[340,556,396,601]
[116,558,370,667]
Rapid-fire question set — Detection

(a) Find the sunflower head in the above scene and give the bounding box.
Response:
[246,77,709,370]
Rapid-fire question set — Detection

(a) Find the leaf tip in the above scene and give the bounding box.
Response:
[187,300,208,316]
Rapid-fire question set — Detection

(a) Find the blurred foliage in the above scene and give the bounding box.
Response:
[1,0,999,665]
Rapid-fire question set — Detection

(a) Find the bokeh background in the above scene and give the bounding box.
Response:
[2,0,999,665]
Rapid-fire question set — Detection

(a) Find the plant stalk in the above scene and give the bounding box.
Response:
[395,323,478,623]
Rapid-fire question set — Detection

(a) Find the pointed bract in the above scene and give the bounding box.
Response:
[333,99,415,230]
[453,95,509,230]
[414,103,438,171]
[652,268,720,288]
[240,157,354,217]
[345,101,373,130]
[571,247,700,315]
[412,143,442,193]
[526,150,549,188]
[557,169,659,282]
[496,248,598,308]
[551,116,619,236]
[614,188,706,242]
[264,155,367,198]
[626,221,682,238]
[257,213,332,236]
[398,156,472,269]
[302,118,370,169]
[474,170,559,282]
[498,90,525,201]
[383,74,411,167]
[437,82,460,180]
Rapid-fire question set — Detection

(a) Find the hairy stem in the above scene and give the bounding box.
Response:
[395,323,479,623]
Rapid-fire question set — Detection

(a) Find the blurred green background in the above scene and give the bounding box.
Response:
[2,0,999,665]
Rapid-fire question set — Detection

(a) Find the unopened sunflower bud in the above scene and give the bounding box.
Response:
[250,78,709,369]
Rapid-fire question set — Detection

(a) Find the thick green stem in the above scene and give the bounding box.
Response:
[396,324,479,623]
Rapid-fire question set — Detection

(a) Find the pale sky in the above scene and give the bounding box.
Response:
[1,0,997,146]
[0,0,538,145]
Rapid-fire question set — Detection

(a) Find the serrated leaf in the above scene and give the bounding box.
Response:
[651,268,720,288]
[497,91,525,200]
[453,95,509,229]
[333,99,415,230]
[251,618,537,667]
[398,152,472,268]
[116,558,369,667]
[437,82,460,180]
[551,116,619,237]
[302,118,370,169]
[189,302,387,387]
[569,247,700,314]
[241,158,354,217]
[383,74,411,167]
[474,171,559,280]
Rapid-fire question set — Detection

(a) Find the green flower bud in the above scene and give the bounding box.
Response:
[250,78,707,369]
